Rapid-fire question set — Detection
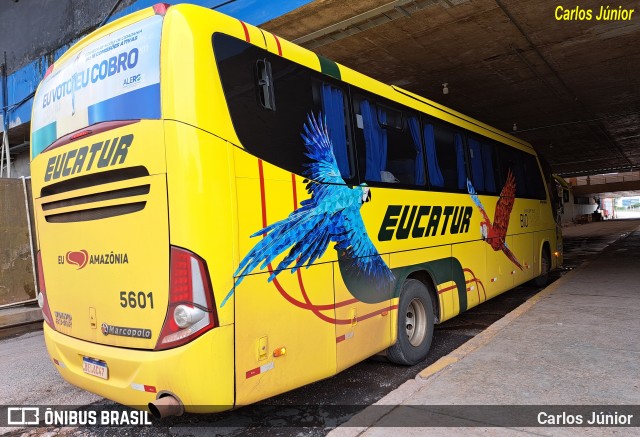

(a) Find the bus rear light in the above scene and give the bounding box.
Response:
[153,3,170,15]
[43,120,139,154]
[155,247,218,350]
[36,251,55,330]
[70,130,92,141]
[44,64,54,79]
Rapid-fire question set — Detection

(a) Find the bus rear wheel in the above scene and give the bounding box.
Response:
[534,249,550,287]
[387,279,434,366]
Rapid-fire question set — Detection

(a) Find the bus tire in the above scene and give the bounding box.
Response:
[533,248,550,287]
[387,279,434,366]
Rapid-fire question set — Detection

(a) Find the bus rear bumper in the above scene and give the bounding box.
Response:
[43,323,234,413]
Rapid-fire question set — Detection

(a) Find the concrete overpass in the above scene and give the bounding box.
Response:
[1,0,639,183]
[262,0,640,178]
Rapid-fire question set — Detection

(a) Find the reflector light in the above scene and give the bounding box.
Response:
[273,347,286,357]
[36,251,55,330]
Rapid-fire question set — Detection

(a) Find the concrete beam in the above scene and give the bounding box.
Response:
[572,180,640,196]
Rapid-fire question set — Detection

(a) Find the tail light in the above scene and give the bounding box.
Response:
[155,247,218,350]
[153,3,170,15]
[36,251,55,330]
[43,63,54,79]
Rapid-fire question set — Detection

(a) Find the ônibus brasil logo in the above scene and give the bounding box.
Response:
[61,250,129,269]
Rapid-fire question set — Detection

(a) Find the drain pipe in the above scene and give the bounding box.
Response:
[148,395,184,418]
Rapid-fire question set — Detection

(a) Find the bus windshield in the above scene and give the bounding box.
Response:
[31,14,162,159]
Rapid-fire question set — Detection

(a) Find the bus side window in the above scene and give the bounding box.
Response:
[353,96,425,187]
[354,98,386,183]
[384,110,425,187]
[430,123,466,192]
[215,33,351,179]
[468,137,498,195]
[496,145,526,197]
[319,83,352,179]
[523,153,547,200]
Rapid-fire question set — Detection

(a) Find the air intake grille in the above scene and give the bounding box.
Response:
[45,202,146,223]
[42,185,150,211]
[41,166,149,197]
[39,166,152,223]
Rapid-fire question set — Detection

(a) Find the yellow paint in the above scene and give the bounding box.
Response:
[30,3,560,413]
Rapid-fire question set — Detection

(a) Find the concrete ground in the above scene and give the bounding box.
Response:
[0,219,639,436]
[330,221,640,436]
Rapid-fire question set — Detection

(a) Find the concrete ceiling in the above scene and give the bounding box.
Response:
[262,0,640,177]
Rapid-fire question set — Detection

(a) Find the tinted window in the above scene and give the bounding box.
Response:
[352,95,425,187]
[495,144,546,199]
[468,137,499,195]
[429,122,467,191]
[522,153,547,200]
[213,33,353,180]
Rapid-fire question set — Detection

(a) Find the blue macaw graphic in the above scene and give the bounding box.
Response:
[221,113,394,307]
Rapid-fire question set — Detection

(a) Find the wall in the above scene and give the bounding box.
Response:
[0,178,36,306]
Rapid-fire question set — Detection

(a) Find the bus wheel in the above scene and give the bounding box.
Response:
[387,279,434,366]
[534,249,550,287]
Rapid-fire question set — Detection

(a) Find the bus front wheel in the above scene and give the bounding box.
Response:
[387,279,434,366]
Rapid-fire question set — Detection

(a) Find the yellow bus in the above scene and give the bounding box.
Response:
[30,3,561,417]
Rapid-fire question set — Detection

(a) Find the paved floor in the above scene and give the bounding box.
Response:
[330,223,640,436]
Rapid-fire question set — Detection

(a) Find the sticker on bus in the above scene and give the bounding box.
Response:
[31,14,162,159]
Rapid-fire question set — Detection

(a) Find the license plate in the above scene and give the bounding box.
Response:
[82,357,109,380]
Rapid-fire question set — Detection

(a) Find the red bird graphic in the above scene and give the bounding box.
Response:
[467,170,523,270]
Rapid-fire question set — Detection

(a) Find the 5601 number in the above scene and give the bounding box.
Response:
[120,291,154,309]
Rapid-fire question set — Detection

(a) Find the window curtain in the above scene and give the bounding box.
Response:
[360,100,387,182]
[321,84,350,177]
[421,123,443,187]
[481,142,496,193]
[455,134,466,190]
[407,117,426,185]
[468,138,484,191]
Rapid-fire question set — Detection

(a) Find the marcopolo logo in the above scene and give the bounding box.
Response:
[101,323,151,339]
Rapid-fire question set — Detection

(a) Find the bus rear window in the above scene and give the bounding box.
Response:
[31,15,163,159]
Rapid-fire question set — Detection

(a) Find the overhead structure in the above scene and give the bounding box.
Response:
[262,0,640,177]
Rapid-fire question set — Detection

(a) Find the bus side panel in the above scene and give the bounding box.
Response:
[512,232,534,284]
[234,162,336,406]
[335,257,392,373]
[233,266,337,406]
[452,240,487,312]
[390,246,453,322]
[485,235,515,298]
[164,121,237,327]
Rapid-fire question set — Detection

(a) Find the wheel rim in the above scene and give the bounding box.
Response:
[405,298,427,347]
